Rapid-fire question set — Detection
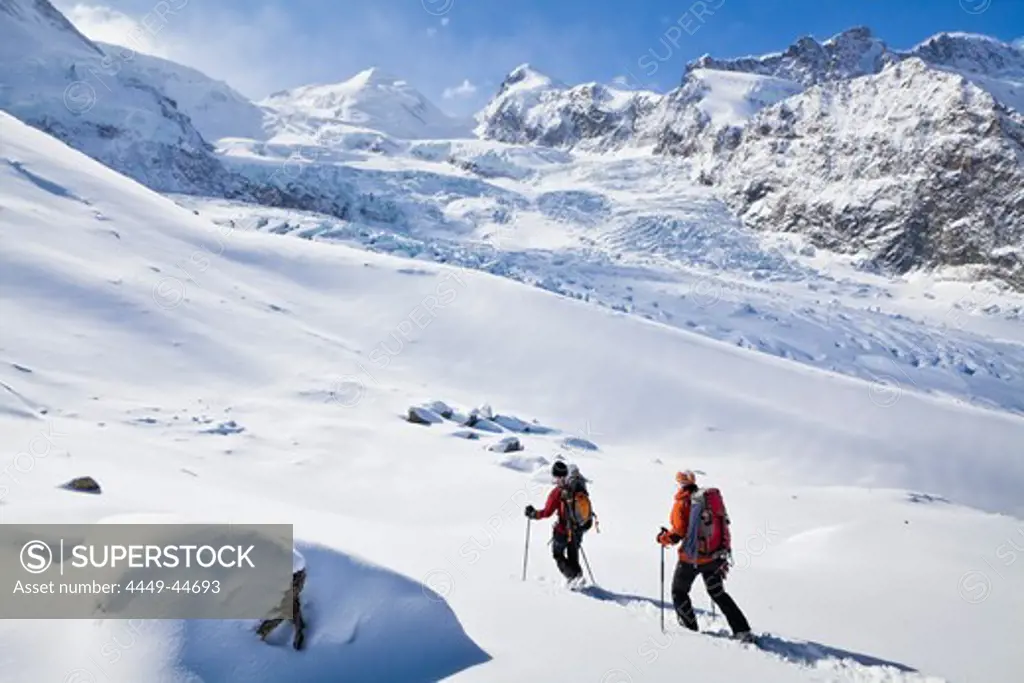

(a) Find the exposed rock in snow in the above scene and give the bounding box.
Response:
[460,405,507,432]
[500,453,548,472]
[907,491,952,504]
[61,475,101,494]
[201,420,245,435]
[407,406,444,425]
[492,414,531,432]
[464,417,503,433]
[561,436,599,452]
[426,400,455,419]
[487,436,523,453]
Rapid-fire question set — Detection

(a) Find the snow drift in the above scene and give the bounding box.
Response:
[0,543,488,683]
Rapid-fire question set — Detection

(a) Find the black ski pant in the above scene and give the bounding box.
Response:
[551,529,582,580]
[671,558,750,635]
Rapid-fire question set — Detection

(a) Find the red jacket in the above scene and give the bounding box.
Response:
[535,486,568,534]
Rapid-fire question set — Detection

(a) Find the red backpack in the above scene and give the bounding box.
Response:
[695,488,731,558]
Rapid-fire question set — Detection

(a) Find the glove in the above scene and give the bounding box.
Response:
[524,505,537,519]
[656,527,679,546]
[719,562,730,580]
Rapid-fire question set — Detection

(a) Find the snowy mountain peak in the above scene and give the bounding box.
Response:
[822,24,875,46]
[0,0,101,56]
[686,26,898,86]
[347,66,409,88]
[498,63,563,95]
[908,32,1024,77]
[261,67,471,140]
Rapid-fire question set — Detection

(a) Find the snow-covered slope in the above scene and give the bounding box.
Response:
[679,69,804,127]
[96,42,269,143]
[262,67,472,142]
[0,0,237,195]
[3,109,1023,682]
[649,68,804,157]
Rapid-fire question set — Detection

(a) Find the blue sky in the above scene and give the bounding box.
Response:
[55,0,1024,116]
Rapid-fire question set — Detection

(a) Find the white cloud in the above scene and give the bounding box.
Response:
[1013,36,1024,50]
[58,3,170,58]
[53,1,306,99]
[440,17,450,27]
[52,0,615,113]
[442,79,477,99]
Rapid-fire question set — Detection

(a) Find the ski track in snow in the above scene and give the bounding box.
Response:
[530,580,951,683]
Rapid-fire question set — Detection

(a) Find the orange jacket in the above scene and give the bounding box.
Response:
[668,489,715,565]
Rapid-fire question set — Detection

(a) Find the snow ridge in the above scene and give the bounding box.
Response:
[686,26,899,87]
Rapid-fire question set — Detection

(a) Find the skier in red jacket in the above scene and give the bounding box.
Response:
[525,460,583,583]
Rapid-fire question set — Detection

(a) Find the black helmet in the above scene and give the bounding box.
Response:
[551,461,569,478]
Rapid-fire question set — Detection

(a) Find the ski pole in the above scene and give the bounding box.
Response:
[521,518,531,581]
[660,546,666,634]
[580,546,596,585]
